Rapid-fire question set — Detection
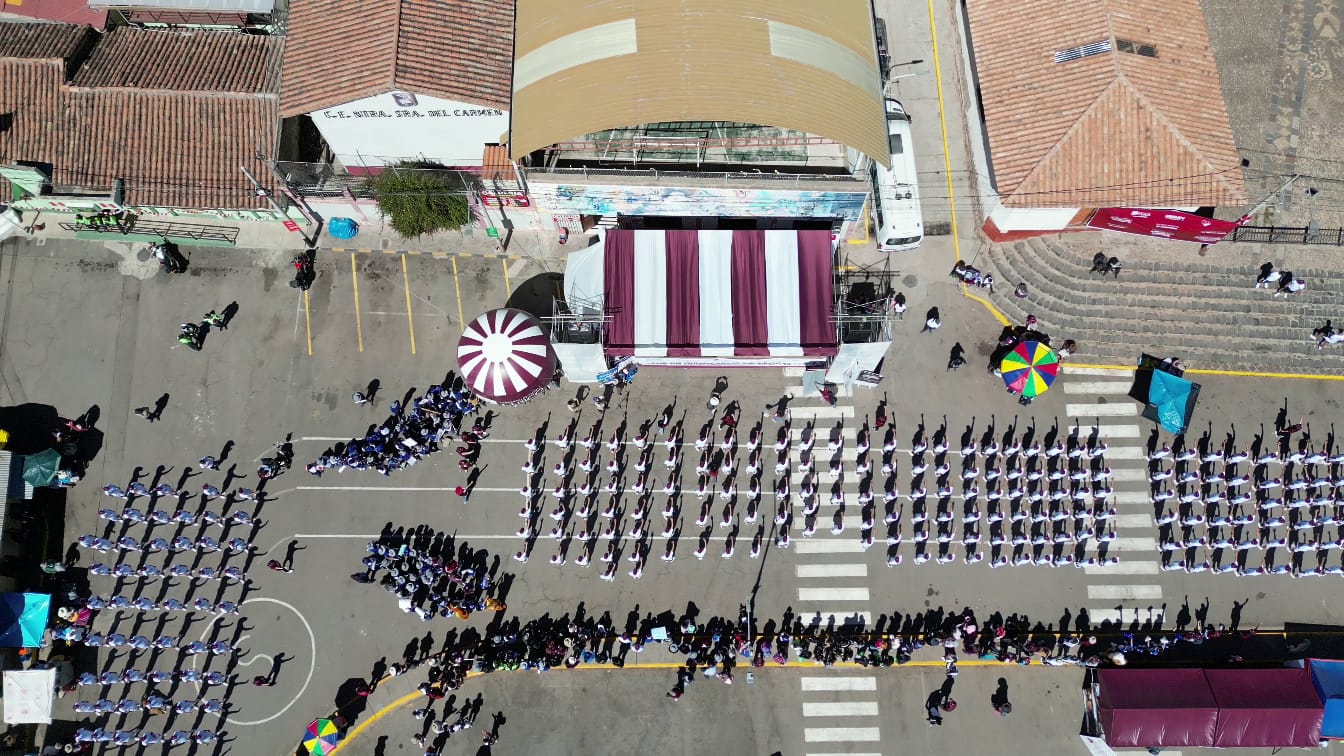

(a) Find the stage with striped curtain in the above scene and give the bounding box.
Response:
[603,229,838,365]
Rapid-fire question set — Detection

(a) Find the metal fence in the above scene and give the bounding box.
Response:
[1229,225,1344,246]
[528,166,864,187]
[274,162,480,198]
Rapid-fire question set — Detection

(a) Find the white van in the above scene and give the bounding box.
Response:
[872,98,923,252]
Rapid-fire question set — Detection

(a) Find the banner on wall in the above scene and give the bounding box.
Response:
[1085,208,1239,244]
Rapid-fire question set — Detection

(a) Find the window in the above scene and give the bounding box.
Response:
[888,133,903,155]
[1115,38,1158,58]
[1053,38,1111,63]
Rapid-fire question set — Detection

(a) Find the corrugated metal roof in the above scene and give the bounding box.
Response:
[508,0,889,165]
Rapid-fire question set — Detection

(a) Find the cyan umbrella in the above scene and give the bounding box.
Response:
[21,449,62,487]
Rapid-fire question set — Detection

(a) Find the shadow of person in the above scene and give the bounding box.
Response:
[365,378,381,403]
[333,677,372,729]
[991,677,1010,709]
[220,301,239,329]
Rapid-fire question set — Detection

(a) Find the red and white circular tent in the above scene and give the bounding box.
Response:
[457,308,556,404]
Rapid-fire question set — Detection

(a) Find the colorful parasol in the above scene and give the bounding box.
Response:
[303,718,340,755]
[457,308,557,404]
[999,341,1059,398]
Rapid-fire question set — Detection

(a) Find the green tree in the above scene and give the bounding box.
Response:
[365,163,471,238]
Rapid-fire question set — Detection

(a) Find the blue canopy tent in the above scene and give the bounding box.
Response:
[1149,370,1195,434]
[1309,659,1344,738]
[0,593,49,647]
[1128,354,1200,434]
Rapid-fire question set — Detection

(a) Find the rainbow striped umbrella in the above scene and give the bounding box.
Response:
[1000,341,1059,398]
[303,718,340,755]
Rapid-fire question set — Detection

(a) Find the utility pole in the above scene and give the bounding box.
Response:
[241,165,315,247]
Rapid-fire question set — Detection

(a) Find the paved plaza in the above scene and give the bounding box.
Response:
[5,230,1344,755]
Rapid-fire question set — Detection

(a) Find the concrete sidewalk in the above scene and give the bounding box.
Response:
[8,206,574,260]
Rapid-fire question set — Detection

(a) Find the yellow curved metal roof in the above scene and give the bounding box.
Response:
[508,0,889,166]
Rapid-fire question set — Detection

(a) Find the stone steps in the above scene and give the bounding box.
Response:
[1035,237,1344,291]
[979,237,1344,374]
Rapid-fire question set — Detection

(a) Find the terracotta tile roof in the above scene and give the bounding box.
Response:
[72,27,282,92]
[0,23,93,180]
[280,0,514,118]
[0,0,108,32]
[480,143,510,180]
[966,0,1248,208]
[0,22,281,209]
[0,19,92,59]
[58,90,279,208]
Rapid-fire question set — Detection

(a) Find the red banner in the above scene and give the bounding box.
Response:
[1085,207,1239,244]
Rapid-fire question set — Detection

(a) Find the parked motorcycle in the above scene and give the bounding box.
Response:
[150,241,186,273]
[290,251,315,290]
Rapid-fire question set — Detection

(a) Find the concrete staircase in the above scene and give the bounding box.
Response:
[978,237,1344,374]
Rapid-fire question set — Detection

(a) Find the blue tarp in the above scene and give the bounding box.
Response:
[0,593,49,647]
[327,217,359,240]
[1148,369,1194,434]
[1310,659,1344,738]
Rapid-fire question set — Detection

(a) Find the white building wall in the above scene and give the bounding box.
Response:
[311,92,510,168]
[988,205,1081,232]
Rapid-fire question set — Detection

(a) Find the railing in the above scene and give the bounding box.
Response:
[528,166,864,186]
[60,219,239,244]
[1229,225,1344,246]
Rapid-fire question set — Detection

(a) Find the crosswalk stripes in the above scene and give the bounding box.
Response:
[786,369,884,755]
[1063,368,1166,622]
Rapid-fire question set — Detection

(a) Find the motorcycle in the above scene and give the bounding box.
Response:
[150,241,186,273]
[178,322,203,351]
[290,251,315,290]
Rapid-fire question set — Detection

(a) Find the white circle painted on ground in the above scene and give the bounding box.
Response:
[192,596,318,727]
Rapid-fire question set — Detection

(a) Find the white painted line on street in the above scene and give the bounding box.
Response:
[298,437,350,442]
[784,367,806,377]
[1087,608,1125,624]
[1113,491,1151,505]
[1109,469,1148,482]
[798,610,873,626]
[801,677,877,692]
[1113,514,1153,529]
[1094,424,1141,438]
[1102,447,1147,460]
[796,564,868,579]
[1065,367,1134,376]
[1087,585,1162,600]
[798,587,870,602]
[1067,403,1141,417]
[796,406,856,419]
[793,428,857,440]
[802,701,880,717]
[297,485,459,492]
[1083,561,1160,575]
[1113,537,1158,552]
[804,727,882,743]
[1064,381,1134,395]
[806,753,881,756]
[795,540,866,554]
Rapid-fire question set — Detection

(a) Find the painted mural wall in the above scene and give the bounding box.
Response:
[528,182,869,222]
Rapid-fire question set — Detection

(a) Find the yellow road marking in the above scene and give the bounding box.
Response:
[1067,362,1344,382]
[350,253,363,353]
[322,659,1061,755]
[928,0,962,263]
[401,255,417,355]
[847,201,870,245]
[502,257,512,297]
[452,256,465,333]
[961,287,1011,326]
[302,289,313,356]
